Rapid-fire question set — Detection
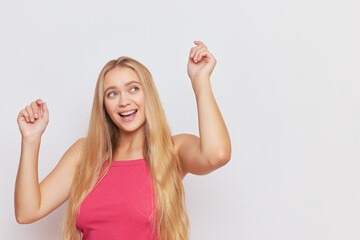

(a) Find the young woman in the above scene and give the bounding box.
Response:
[14,40,231,240]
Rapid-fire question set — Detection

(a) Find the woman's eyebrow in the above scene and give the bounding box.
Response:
[104,81,140,93]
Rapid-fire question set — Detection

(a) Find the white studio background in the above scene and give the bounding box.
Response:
[1,0,360,239]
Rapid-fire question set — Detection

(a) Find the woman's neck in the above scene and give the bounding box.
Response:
[114,129,145,160]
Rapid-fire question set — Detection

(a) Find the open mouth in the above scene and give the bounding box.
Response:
[119,109,138,118]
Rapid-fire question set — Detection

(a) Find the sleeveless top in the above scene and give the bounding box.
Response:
[76,159,157,240]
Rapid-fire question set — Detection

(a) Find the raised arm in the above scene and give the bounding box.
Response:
[14,99,48,223]
[173,41,231,178]
[14,99,83,224]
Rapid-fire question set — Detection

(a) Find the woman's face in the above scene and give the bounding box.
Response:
[103,67,146,134]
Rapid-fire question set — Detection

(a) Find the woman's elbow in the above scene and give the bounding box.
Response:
[211,148,231,168]
[219,148,231,165]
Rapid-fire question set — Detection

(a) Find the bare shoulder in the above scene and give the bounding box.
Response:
[171,134,189,180]
[59,137,86,170]
[171,134,184,155]
[63,137,87,176]
[171,133,196,148]
[172,133,216,179]
[72,137,86,157]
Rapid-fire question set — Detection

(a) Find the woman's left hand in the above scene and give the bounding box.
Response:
[187,41,217,85]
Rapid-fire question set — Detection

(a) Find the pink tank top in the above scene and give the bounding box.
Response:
[76,159,157,240]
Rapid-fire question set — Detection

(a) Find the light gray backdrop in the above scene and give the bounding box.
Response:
[1,0,359,239]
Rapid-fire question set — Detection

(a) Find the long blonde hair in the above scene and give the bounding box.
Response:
[62,56,190,239]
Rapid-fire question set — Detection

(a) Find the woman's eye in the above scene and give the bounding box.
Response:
[108,92,116,97]
[130,87,139,92]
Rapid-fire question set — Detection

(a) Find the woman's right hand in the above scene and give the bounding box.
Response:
[17,99,49,140]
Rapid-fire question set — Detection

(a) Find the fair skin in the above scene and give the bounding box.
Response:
[14,40,231,224]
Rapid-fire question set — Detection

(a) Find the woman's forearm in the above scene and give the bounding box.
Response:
[194,77,231,165]
[14,136,42,223]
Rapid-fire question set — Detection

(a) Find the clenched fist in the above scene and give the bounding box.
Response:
[17,99,49,139]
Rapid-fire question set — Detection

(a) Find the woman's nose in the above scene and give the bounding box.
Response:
[118,95,131,107]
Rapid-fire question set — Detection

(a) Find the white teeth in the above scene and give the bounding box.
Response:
[120,110,136,116]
